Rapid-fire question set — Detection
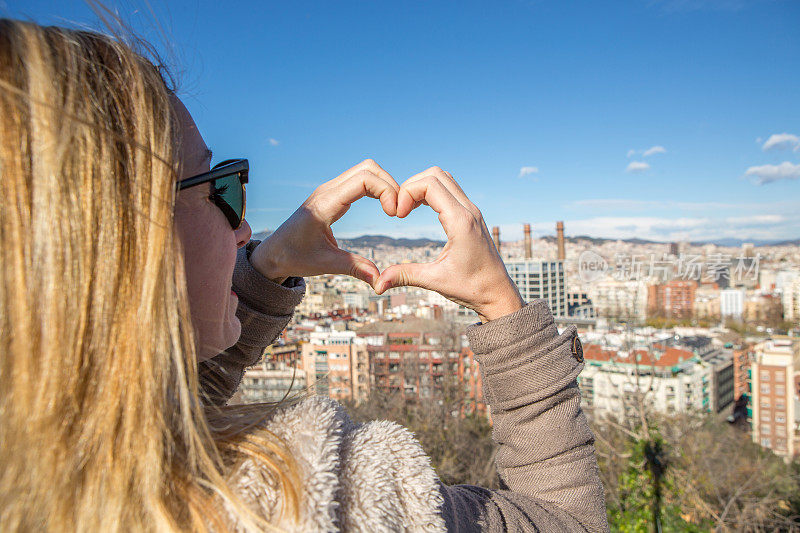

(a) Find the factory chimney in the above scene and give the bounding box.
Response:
[523,223,532,259]
[556,221,565,261]
[492,226,501,254]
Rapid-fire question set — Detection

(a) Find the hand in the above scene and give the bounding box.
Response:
[374,167,525,323]
[250,159,399,288]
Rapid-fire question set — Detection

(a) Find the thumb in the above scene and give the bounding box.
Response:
[324,249,381,287]
[375,262,435,294]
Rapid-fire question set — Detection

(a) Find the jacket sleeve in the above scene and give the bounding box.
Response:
[438,299,609,532]
[199,239,306,406]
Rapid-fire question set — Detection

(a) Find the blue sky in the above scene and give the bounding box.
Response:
[7,0,800,242]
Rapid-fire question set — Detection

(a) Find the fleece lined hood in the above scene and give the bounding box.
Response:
[230,396,446,532]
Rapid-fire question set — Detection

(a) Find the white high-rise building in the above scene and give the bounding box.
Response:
[720,288,745,319]
[782,278,800,322]
[342,291,369,310]
[504,259,566,316]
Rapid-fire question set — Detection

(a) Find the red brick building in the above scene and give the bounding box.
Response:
[732,345,753,401]
[458,347,486,415]
[357,318,463,402]
[365,331,460,400]
[647,280,697,318]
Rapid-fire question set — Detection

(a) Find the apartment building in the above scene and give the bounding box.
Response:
[732,345,753,401]
[578,344,734,420]
[750,338,800,460]
[781,278,800,322]
[458,346,486,415]
[300,330,370,404]
[720,288,745,318]
[648,280,697,318]
[358,318,462,401]
[504,259,567,316]
[239,343,306,404]
[694,285,721,320]
[588,279,647,322]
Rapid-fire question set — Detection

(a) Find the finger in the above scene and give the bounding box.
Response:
[401,166,477,215]
[320,248,381,288]
[396,177,468,238]
[342,169,400,217]
[439,170,479,215]
[395,197,427,216]
[374,262,436,294]
[332,158,400,193]
[322,169,399,222]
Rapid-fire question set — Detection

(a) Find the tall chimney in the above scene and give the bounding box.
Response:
[492,226,501,254]
[523,223,532,259]
[556,221,565,261]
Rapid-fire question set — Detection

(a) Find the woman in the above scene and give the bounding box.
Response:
[0,19,607,532]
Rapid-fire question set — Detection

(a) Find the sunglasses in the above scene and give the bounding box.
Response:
[178,158,248,230]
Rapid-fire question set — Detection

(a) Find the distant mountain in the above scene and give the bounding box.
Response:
[688,238,800,247]
[541,234,660,245]
[771,239,800,246]
[249,232,445,248]
[340,234,446,248]
[537,235,799,248]
[250,230,799,249]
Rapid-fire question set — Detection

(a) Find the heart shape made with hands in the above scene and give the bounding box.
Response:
[251,159,522,321]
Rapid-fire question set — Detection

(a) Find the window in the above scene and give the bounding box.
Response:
[776,371,785,382]
[761,384,770,394]
[776,385,785,396]
[761,438,771,447]
[776,414,786,423]
[776,425,786,435]
[776,400,785,410]
[761,425,771,435]
[760,412,771,422]
[760,370,770,381]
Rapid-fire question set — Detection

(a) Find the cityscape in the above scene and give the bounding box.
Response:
[238,224,800,462]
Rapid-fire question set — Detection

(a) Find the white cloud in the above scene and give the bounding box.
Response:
[761,133,800,152]
[626,161,650,173]
[627,145,666,158]
[518,166,539,178]
[723,214,785,227]
[559,213,797,242]
[642,145,667,157]
[573,199,732,211]
[268,138,280,146]
[745,162,800,185]
[571,198,800,212]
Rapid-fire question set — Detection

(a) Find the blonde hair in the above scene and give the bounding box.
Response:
[0,19,299,531]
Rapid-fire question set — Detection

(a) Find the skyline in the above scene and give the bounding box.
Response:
[8,0,800,242]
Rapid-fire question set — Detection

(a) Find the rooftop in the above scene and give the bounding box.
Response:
[584,344,697,371]
[357,316,464,335]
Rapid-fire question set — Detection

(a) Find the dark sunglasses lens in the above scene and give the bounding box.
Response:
[213,173,244,228]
